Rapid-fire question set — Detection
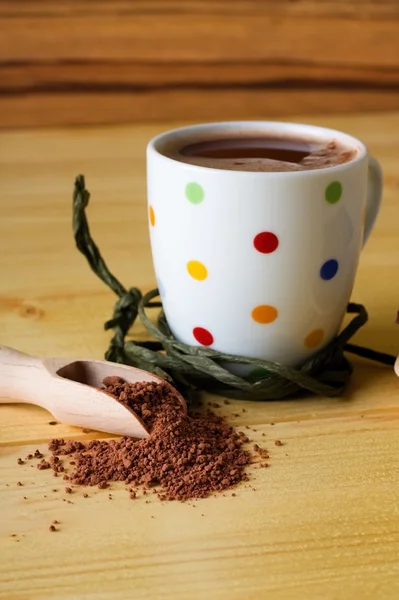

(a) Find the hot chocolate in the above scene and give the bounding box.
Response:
[168,134,357,172]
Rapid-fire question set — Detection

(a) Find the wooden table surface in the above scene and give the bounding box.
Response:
[2,0,399,128]
[1,112,399,600]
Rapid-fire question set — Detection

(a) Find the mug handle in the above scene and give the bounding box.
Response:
[362,156,383,247]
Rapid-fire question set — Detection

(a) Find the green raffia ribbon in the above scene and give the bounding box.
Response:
[72,175,395,402]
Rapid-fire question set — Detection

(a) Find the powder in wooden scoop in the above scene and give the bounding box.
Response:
[47,378,251,501]
[101,375,183,430]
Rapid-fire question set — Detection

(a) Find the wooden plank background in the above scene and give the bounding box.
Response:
[1,0,399,129]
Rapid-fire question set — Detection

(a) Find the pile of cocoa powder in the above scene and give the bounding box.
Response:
[45,377,254,501]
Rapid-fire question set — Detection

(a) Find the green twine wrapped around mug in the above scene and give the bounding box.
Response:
[72,175,395,402]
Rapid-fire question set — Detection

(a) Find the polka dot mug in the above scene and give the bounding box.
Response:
[147,121,382,367]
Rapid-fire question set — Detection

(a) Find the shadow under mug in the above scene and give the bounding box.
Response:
[146,121,382,368]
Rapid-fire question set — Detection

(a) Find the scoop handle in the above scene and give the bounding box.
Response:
[0,346,50,407]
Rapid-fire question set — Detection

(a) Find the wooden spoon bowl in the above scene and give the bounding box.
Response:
[0,346,186,438]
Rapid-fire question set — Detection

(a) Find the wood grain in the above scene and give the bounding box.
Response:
[1,0,398,128]
[1,112,399,599]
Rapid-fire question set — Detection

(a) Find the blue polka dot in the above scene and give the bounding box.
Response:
[320,259,339,281]
[156,278,166,298]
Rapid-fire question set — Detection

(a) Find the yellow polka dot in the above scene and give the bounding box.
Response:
[304,328,324,349]
[187,260,208,281]
[149,206,155,227]
[251,305,278,324]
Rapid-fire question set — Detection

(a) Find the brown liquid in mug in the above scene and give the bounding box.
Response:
[181,137,311,164]
[173,135,357,172]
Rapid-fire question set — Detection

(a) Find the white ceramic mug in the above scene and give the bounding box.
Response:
[146,121,382,367]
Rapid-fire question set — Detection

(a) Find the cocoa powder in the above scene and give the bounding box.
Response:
[101,376,182,430]
[46,378,252,501]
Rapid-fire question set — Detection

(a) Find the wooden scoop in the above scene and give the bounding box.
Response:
[394,356,399,379]
[0,346,186,438]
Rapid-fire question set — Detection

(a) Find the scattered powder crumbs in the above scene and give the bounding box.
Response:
[30,377,283,505]
[274,440,283,447]
[49,525,57,532]
[50,455,65,473]
[37,459,51,470]
[39,378,251,502]
[223,399,230,405]
[53,520,59,525]
[48,421,58,426]
[253,444,269,459]
[17,482,23,487]
[17,458,24,465]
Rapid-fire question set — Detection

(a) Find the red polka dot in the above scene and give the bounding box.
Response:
[193,327,214,346]
[253,232,279,254]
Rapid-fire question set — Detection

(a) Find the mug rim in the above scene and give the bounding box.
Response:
[147,120,368,177]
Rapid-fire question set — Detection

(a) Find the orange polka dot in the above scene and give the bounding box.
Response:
[187,260,208,281]
[304,328,324,349]
[251,305,278,324]
[149,206,155,227]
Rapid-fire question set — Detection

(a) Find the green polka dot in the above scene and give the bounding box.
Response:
[325,181,343,204]
[185,182,204,204]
